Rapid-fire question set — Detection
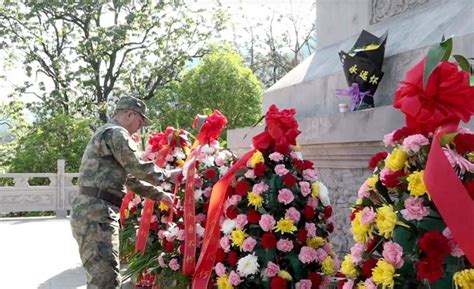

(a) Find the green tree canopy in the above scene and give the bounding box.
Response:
[148,44,263,137]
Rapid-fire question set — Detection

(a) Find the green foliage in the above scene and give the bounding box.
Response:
[148,44,263,138]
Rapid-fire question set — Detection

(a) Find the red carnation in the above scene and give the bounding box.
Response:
[235,181,250,196]
[304,160,314,169]
[282,173,297,187]
[227,250,239,266]
[226,206,238,219]
[416,256,444,282]
[361,258,378,278]
[179,244,185,254]
[303,206,316,220]
[419,231,450,261]
[296,228,308,243]
[392,127,416,143]
[308,272,322,289]
[216,248,225,262]
[150,222,158,231]
[270,276,288,289]
[162,239,174,253]
[205,168,217,179]
[454,133,474,155]
[350,208,361,221]
[261,233,278,249]
[381,169,404,188]
[327,223,334,233]
[323,206,333,219]
[368,151,388,169]
[464,179,474,200]
[254,163,267,177]
[294,159,306,171]
[247,209,261,223]
[226,186,235,198]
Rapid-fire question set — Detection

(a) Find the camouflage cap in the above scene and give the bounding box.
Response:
[115,96,151,126]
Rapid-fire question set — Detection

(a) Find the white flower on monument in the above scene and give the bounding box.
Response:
[319,182,331,207]
[237,253,260,277]
[221,218,237,235]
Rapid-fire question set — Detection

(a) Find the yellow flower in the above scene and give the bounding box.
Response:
[372,259,398,289]
[275,218,297,234]
[407,170,428,198]
[159,202,170,211]
[357,282,367,289]
[294,143,302,151]
[216,274,233,289]
[176,159,185,167]
[385,147,408,171]
[231,229,246,248]
[124,208,130,219]
[454,269,474,289]
[311,182,320,198]
[247,192,264,209]
[278,270,293,281]
[321,256,335,275]
[340,254,359,279]
[367,174,379,189]
[307,236,325,248]
[250,150,264,167]
[352,211,373,244]
[376,205,398,239]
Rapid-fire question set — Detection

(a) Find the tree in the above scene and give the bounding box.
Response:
[0,0,227,122]
[147,44,263,137]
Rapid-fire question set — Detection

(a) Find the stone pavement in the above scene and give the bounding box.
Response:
[0,217,133,289]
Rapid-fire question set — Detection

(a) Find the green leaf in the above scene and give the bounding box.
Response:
[284,253,306,280]
[440,132,458,145]
[423,37,453,89]
[453,54,471,72]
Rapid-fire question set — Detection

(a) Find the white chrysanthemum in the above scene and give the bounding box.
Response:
[196,223,205,237]
[237,253,260,277]
[194,189,204,202]
[201,156,215,167]
[221,219,237,235]
[218,166,229,176]
[319,182,331,206]
[160,182,172,191]
[164,224,180,238]
[201,144,216,154]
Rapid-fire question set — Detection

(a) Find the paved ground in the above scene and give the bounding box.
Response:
[0,217,133,289]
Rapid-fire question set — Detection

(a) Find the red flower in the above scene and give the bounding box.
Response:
[294,159,306,171]
[303,206,315,220]
[366,237,379,253]
[350,208,360,221]
[193,110,228,143]
[254,163,267,177]
[227,250,239,266]
[394,59,474,134]
[261,233,278,249]
[282,173,297,187]
[454,133,474,155]
[327,223,334,233]
[416,256,444,282]
[270,276,288,289]
[323,206,333,219]
[150,222,158,231]
[179,244,185,255]
[296,228,308,243]
[304,160,314,170]
[419,231,450,261]
[252,105,301,154]
[361,258,378,278]
[226,206,238,219]
[205,168,217,179]
[235,181,249,196]
[392,127,416,143]
[162,239,174,253]
[216,248,225,262]
[381,169,404,188]
[247,209,261,223]
[464,179,474,200]
[308,272,322,289]
[368,151,388,169]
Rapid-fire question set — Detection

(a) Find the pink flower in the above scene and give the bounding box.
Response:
[443,227,465,257]
[244,169,256,179]
[242,237,257,252]
[158,254,167,268]
[401,197,430,221]
[228,271,242,286]
[357,180,370,199]
[259,214,276,232]
[305,222,317,237]
[402,134,429,153]
[296,279,312,289]
[315,248,328,263]
[177,229,185,241]
[169,258,180,271]
[350,242,365,265]
[236,214,248,229]
[382,241,404,269]
[252,182,269,194]
[360,207,376,225]
[220,236,231,252]
[195,213,206,224]
[299,181,311,197]
[443,146,474,174]
[285,207,301,223]
[215,262,226,277]
[215,157,225,166]
[276,238,294,252]
[383,131,395,147]
[203,187,212,198]
[278,188,295,205]
[265,261,280,277]
[157,230,166,239]
[298,246,317,264]
[303,169,317,181]
[342,280,354,289]
[269,152,285,162]
[275,164,289,176]
[307,197,319,208]
[227,195,242,206]
[365,278,377,289]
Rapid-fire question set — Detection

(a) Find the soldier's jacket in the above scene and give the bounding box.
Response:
[78,119,168,203]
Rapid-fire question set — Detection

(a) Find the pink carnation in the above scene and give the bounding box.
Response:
[305,222,317,237]
[365,278,377,289]
[195,213,206,224]
[265,261,280,277]
[285,207,301,223]
[220,235,231,252]
[244,169,256,179]
[158,254,167,268]
[215,262,226,277]
[269,152,285,162]
[157,230,166,240]
[307,197,319,208]
[278,188,295,205]
[296,279,312,289]
[315,248,328,263]
[276,238,294,252]
[169,258,180,271]
[303,169,317,181]
[298,246,317,264]
[259,214,276,232]
[357,180,370,199]
[402,134,429,153]
[177,229,185,241]
[299,181,311,197]
[215,157,225,166]
[382,241,404,269]
[383,131,395,147]
[350,242,365,265]
[342,280,354,289]
[236,214,248,229]
[227,195,242,207]
[275,164,289,176]
[360,207,376,225]
[252,182,269,194]
[228,271,242,286]
[443,227,465,257]
[401,197,430,221]
[242,237,257,252]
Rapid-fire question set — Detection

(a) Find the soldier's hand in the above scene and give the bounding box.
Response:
[168,168,182,184]
[159,191,174,207]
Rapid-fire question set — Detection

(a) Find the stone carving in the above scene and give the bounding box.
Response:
[371,0,431,24]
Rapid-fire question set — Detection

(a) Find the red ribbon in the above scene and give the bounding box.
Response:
[135,198,155,252]
[120,191,135,227]
[424,124,474,264]
[192,149,255,289]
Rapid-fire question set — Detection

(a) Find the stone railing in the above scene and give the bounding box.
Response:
[0,160,79,217]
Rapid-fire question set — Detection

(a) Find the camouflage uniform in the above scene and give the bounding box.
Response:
[70,97,166,289]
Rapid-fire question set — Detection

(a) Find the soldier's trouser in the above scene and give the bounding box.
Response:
[70,196,121,289]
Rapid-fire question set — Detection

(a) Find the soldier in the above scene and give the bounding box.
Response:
[70,96,180,289]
